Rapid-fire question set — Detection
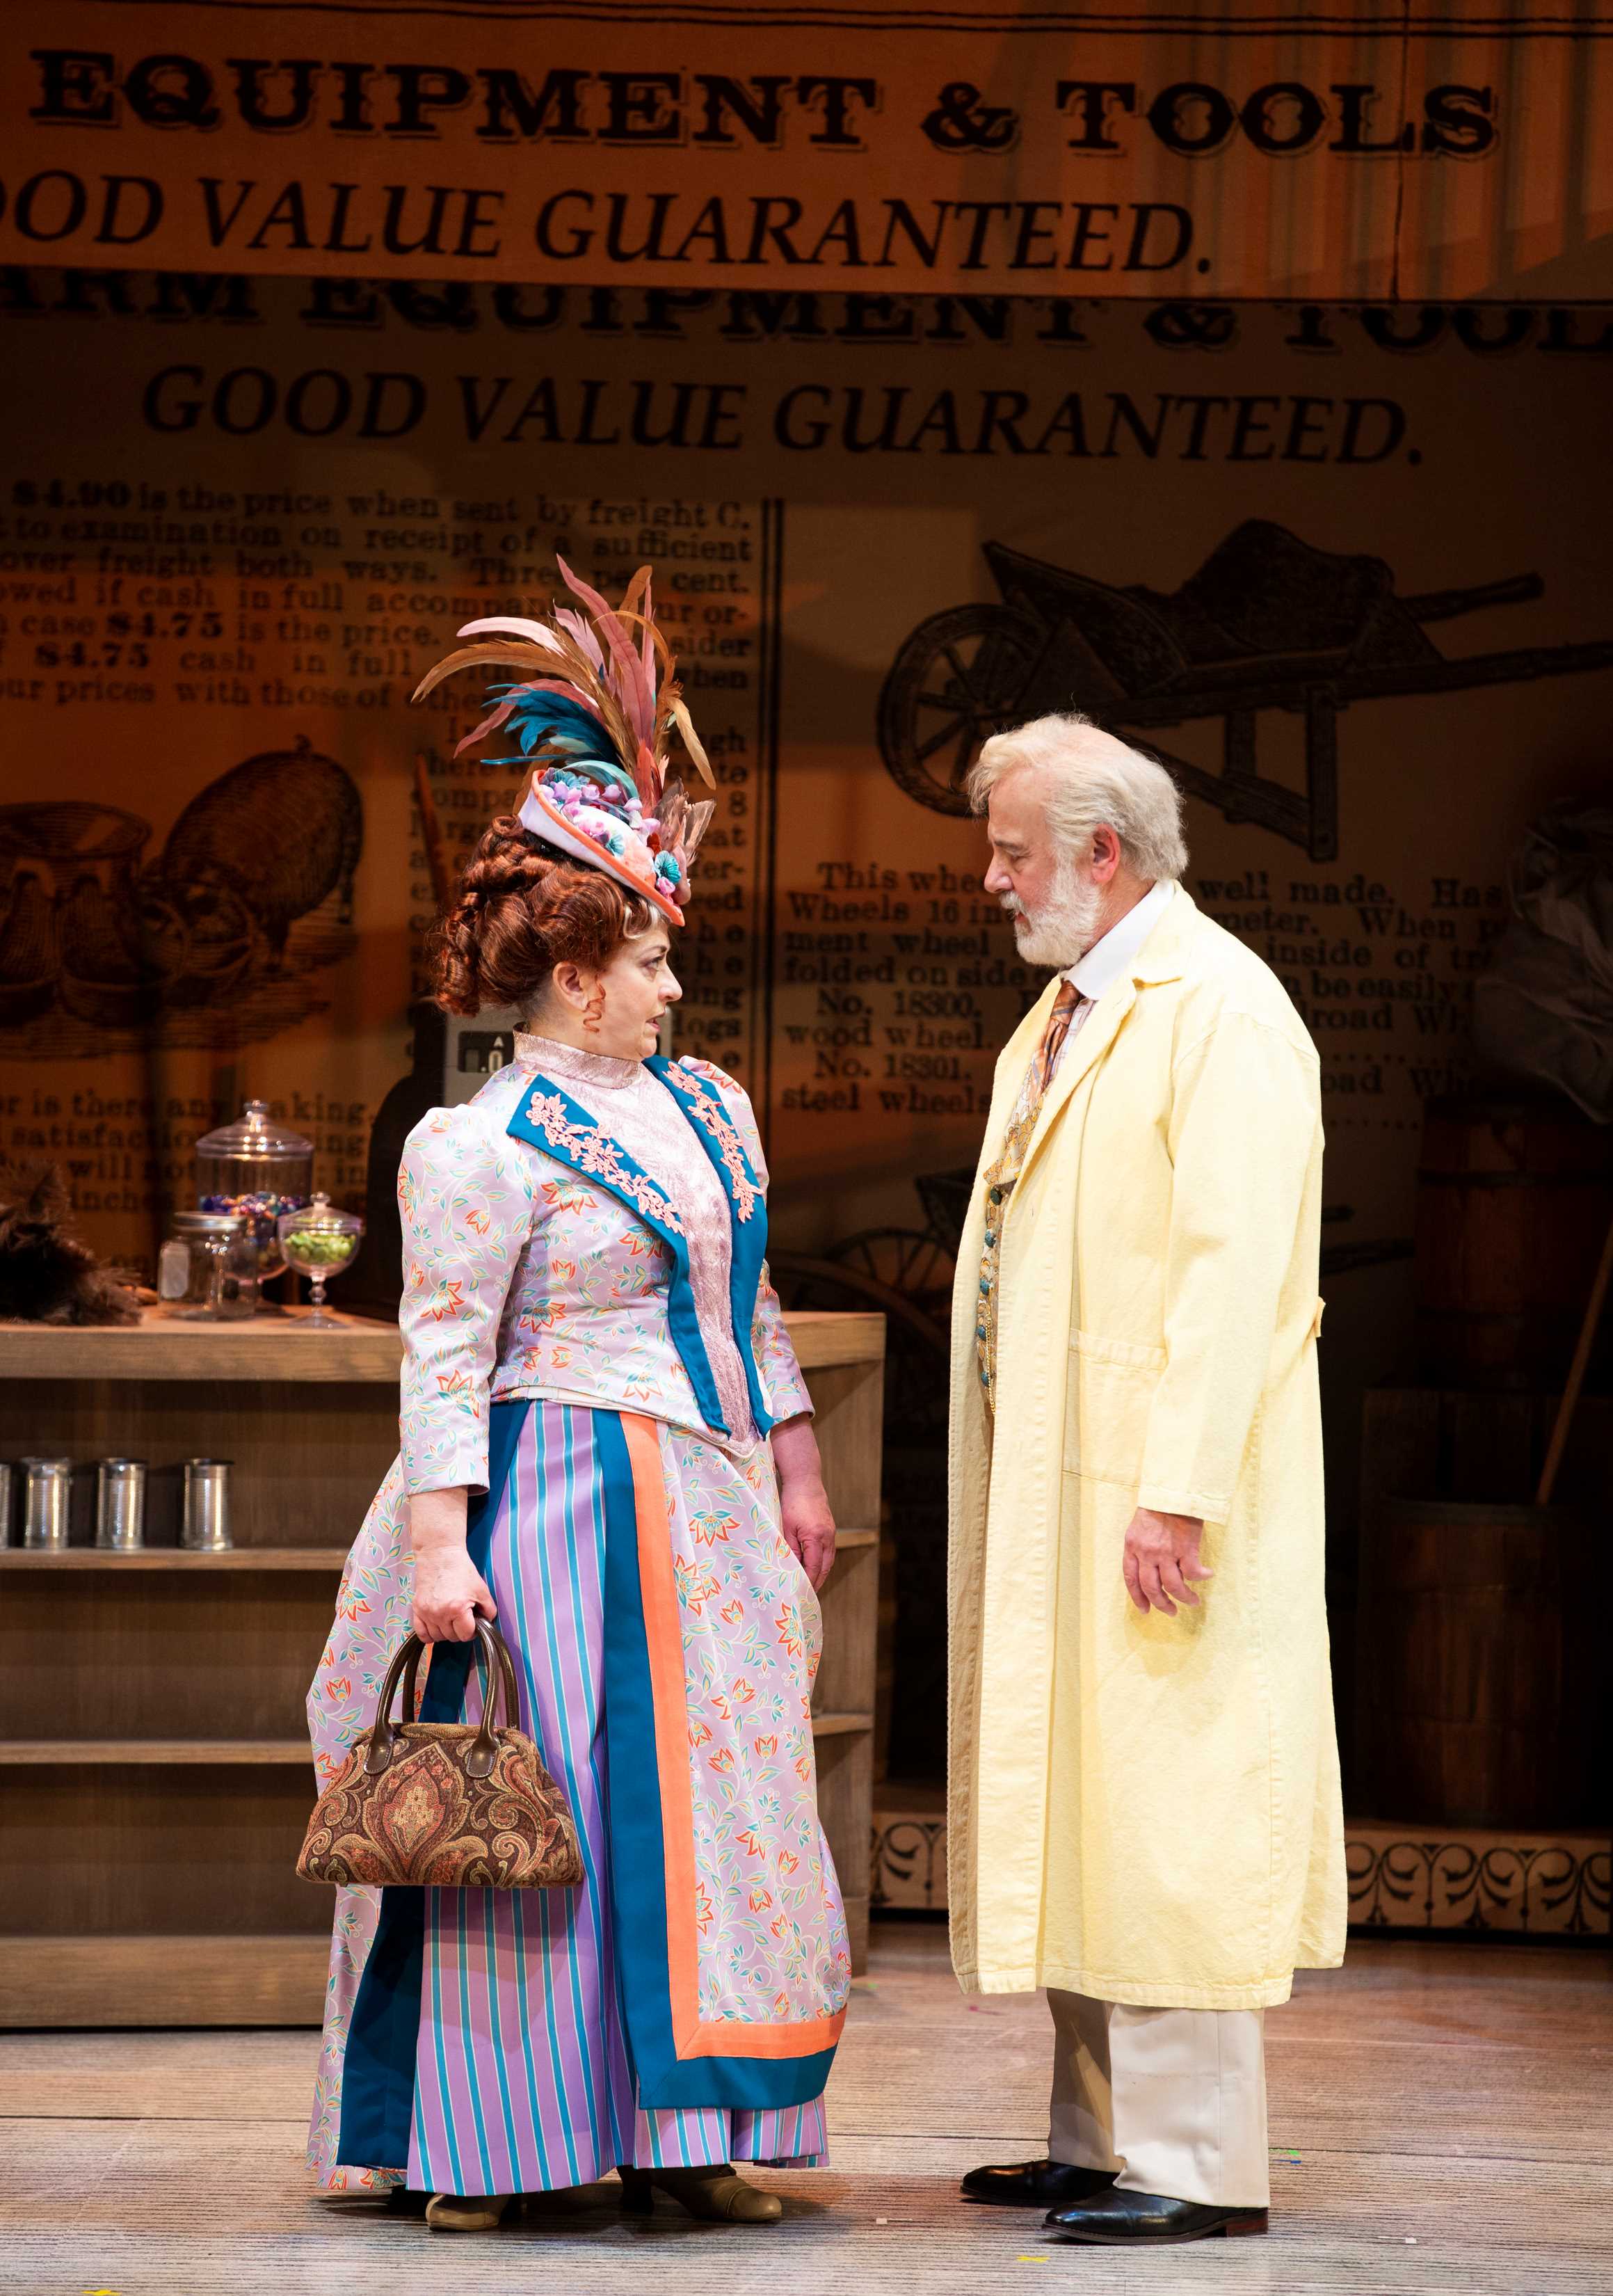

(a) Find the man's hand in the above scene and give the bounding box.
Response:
[771,1413,837,1591]
[1122,1507,1212,1617]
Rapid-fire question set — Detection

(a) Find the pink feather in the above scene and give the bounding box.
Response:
[503,674,606,721]
[453,697,519,754]
[456,616,564,652]
[553,607,605,671]
[639,570,657,708]
[556,556,655,745]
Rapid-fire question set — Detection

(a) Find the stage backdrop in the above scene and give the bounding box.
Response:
[3,2,1613,301]
[3,257,1612,1769]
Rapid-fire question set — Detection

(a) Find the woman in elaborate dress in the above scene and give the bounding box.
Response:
[305,564,850,2231]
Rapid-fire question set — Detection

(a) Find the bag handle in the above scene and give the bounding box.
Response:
[364,1616,521,1780]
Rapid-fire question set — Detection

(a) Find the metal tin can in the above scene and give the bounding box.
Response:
[95,1459,148,1551]
[20,1458,73,1549]
[181,1458,233,1551]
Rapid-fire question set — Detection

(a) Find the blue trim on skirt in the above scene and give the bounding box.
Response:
[597,1408,836,2113]
[335,1401,530,2173]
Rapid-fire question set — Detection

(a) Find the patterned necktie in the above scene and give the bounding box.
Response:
[975,980,1087,1408]
[1032,979,1084,1103]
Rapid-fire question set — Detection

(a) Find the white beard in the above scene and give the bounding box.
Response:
[1001,861,1102,969]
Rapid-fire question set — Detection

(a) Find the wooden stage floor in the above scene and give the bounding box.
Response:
[4,1923,1609,2294]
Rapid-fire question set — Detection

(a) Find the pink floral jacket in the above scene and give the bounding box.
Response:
[397,1044,811,1497]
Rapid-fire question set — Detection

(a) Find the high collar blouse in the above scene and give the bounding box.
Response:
[510,1032,759,1445]
[392,1033,813,1497]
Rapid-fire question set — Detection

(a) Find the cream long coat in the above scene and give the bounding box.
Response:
[947,885,1346,2010]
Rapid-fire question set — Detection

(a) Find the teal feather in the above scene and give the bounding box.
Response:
[490,685,638,796]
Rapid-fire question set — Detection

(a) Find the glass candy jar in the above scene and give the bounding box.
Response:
[194,1099,313,1278]
[157,1211,259,1320]
[278,1193,363,1328]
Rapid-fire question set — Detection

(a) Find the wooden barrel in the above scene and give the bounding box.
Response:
[1415,1097,1613,1387]
[1359,1499,1600,1827]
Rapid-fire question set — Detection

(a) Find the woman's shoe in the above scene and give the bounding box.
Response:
[424,2192,515,2231]
[618,2164,783,2224]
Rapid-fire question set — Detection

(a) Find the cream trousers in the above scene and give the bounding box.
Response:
[1047,1990,1270,2208]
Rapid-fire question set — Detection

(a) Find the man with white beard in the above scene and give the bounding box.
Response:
[947,713,1345,2247]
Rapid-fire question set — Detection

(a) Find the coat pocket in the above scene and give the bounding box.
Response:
[1065,1329,1166,1489]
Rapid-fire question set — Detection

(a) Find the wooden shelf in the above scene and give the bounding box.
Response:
[1,1305,883,2015]
[808,1710,874,1738]
[0,1739,312,1765]
[2,1713,874,1764]
[0,1305,883,1383]
[0,1936,332,2028]
[1,1717,874,1762]
[0,1545,347,1570]
[2,1536,874,1571]
[776,1311,885,1371]
[0,1306,401,1383]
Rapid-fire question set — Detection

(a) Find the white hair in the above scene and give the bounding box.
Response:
[967,712,1188,882]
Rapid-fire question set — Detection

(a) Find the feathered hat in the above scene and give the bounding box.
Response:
[412,558,716,927]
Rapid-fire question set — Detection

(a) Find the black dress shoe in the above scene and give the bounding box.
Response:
[961,2158,1118,2208]
[1045,2187,1268,2244]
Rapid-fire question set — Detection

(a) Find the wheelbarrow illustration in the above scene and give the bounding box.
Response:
[876,520,1613,860]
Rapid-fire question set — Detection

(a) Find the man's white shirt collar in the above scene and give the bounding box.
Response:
[1065,877,1175,1002]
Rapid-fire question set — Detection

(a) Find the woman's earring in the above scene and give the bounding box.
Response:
[582,984,605,1034]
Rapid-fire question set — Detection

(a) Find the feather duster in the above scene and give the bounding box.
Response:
[0,1163,141,1326]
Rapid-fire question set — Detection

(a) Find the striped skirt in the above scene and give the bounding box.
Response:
[307,1401,848,2196]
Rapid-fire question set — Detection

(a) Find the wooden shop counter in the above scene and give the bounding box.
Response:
[0,1307,883,2025]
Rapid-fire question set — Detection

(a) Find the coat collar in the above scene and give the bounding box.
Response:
[1009,884,1196,1194]
[1064,877,1177,1000]
[1128,879,1193,985]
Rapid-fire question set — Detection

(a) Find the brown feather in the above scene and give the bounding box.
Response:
[410,644,563,703]
[666,692,715,786]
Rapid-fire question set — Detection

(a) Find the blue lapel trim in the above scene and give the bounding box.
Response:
[646,1057,774,1437]
[506,1072,730,1438]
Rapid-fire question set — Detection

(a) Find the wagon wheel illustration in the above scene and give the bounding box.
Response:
[878,603,1040,817]
[769,1252,951,1437]
[827,1226,956,1314]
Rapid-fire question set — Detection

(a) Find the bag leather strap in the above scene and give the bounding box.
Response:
[364,1617,521,1780]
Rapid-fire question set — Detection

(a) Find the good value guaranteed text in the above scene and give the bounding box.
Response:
[138,365,1417,463]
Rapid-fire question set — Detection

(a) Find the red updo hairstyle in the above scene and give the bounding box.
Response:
[434,814,657,1017]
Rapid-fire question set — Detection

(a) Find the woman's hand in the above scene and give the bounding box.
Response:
[771,1414,837,1592]
[409,1486,497,1643]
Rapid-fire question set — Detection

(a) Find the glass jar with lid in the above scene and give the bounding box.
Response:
[157,1210,259,1320]
[278,1192,364,1328]
[193,1098,313,1278]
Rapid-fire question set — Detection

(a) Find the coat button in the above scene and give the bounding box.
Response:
[976,1323,987,1340]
